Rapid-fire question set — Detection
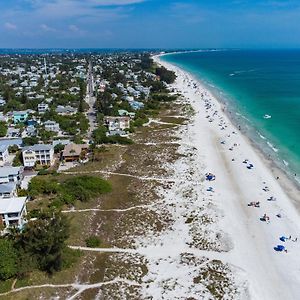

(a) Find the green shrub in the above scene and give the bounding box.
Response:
[62,175,112,202]
[27,209,42,219]
[38,169,49,175]
[28,177,60,198]
[85,236,101,248]
[0,239,17,280]
[61,248,82,269]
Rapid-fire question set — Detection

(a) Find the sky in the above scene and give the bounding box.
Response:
[0,0,300,49]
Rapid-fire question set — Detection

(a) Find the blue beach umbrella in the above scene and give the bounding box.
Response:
[274,245,285,251]
[279,236,287,242]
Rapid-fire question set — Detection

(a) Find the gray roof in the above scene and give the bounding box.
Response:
[0,197,26,213]
[55,105,77,113]
[13,110,28,115]
[44,120,57,125]
[52,139,71,147]
[0,144,9,153]
[0,182,17,194]
[0,166,21,177]
[22,144,53,152]
[0,139,22,148]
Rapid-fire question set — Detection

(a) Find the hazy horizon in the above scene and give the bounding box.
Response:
[1,1,300,49]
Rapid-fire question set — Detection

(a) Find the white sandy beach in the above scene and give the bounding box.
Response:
[141,55,300,299]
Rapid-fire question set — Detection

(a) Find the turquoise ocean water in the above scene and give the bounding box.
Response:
[161,50,300,184]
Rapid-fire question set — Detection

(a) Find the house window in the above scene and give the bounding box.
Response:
[9,220,19,226]
[7,213,19,218]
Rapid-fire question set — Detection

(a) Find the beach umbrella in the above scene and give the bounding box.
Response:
[274,245,285,251]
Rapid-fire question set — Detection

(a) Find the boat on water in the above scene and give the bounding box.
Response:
[263,114,272,119]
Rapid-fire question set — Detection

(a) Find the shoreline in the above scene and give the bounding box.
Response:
[156,52,300,208]
[153,53,300,299]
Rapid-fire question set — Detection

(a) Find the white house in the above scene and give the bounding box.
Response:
[0,197,27,228]
[0,166,22,184]
[0,182,17,198]
[44,120,60,133]
[0,98,6,106]
[55,105,77,115]
[22,144,54,167]
[104,116,130,137]
[0,145,9,166]
[104,116,130,131]
[38,102,49,114]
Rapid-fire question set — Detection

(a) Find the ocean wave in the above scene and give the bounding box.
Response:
[232,69,257,76]
[241,115,250,121]
[267,141,279,153]
[283,160,289,166]
[257,132,266,140]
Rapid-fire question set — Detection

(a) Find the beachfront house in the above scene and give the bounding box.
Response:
[0,139,22,150]
[0,197,27,229]
[104,116,130,137]
[104,116,130,131]
[0,182,17,198]
[13,111,29,124]
[22,144,54,167]
[0,145,9,166]
[0,166,22,184]
[62,143,88,162]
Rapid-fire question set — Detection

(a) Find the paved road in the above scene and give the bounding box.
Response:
[85,61,97,139]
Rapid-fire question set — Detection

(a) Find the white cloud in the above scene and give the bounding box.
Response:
[4,22,17,30]
[69,24,80,32]
[40,24,56,32]
[68,24,86,35]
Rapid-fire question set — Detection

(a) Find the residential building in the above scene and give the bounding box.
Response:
[62,143,88,162]
[22,144,54,167]
[0,99,6,106]
[129,101,144,110]
[26,125,36,137]
[0,197,27,228]
[104,116,130,132]
[0,182,17,198]
[0,166,22,184]
[0,113,8,122]
[13,111,28,123]
[44,120,60,133]
[52,139,71,147]
[0,138,22,149]
[0,145,9,166]
[6,127,20,138]
[55,105,77,115]
[38,102,49,114]
[118,109,136,119]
